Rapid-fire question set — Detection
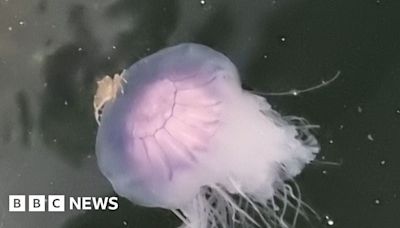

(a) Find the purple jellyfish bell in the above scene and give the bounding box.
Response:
[95,43,319,228]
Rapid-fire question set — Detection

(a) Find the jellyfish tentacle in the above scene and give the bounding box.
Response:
[253,70,341,96]
[290,179,320,221]
[278,183,289,228]
[172,209,192,228]
[311,159,342,166]
[211,184,261,227]
[285,184,301,227]
[228,177,271,227]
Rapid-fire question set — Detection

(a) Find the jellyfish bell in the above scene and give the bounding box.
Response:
[95,43,320,227]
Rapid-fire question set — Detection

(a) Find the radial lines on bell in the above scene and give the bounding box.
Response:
[133,74,221,180]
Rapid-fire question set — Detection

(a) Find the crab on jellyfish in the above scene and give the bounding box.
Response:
[94,43,338,228]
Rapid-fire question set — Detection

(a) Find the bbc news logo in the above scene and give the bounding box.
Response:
[9,195,118,212]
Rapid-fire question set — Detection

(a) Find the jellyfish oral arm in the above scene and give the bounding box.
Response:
[93,70,127,125]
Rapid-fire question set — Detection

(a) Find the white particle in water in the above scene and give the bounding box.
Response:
[200,0,206,5]
[374,199,380,205]
[280,36,286,42]
[112,45,117,50]
[325,216,334,226]
[329,139,334,144]
[357,106,362,113]
[8,26,12,31]
[78,47,83,51]
[291,89,298,96]
[107,56,111,60]
[380,160,386,165]
[263,54,268,59]
[367,134,374,141]
[122,221,128,226]
[19,21,25,25]
[322,170,328,175]
[64,100,68,106]
[339,124,344,130]
[396,109,400,114]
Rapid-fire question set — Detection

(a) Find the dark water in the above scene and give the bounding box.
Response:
[0,0,399,227]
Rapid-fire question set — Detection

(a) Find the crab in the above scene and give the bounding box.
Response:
[93,69,127,125]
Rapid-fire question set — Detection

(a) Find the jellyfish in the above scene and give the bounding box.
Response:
[94,43,320,228]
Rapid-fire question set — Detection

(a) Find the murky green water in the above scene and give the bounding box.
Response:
[0,0,399,227]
